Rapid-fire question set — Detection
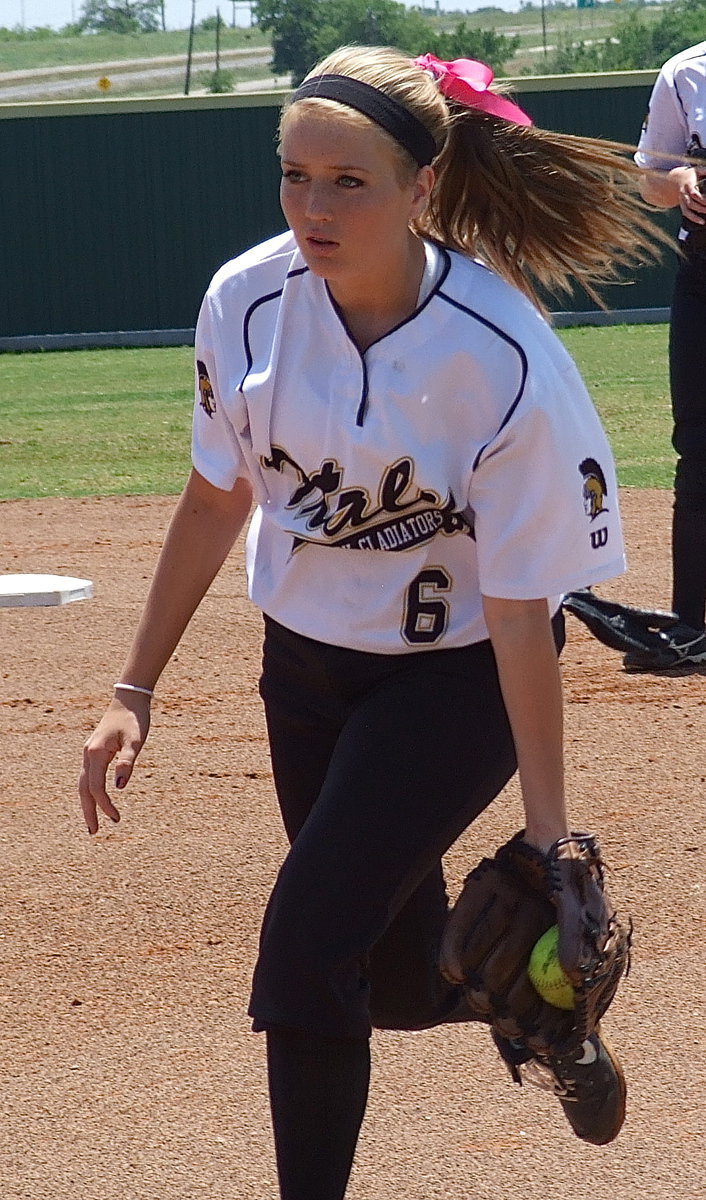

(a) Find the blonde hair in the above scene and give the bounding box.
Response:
[279,45,444,187]
[283,44,671,311]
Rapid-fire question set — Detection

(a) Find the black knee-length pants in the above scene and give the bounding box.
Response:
[249,612,564,1041]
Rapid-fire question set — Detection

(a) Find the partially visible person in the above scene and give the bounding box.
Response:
[629,41,706,670]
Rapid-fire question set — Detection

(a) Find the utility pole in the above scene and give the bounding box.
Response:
[185,0,197,95]
[541,0,548,63]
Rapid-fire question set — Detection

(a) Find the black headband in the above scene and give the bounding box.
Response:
[289,73,437,167]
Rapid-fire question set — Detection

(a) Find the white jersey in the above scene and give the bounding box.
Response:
[635,42,706,238]
[193,232,625,653]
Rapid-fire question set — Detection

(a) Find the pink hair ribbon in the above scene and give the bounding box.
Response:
[414,53,532,127]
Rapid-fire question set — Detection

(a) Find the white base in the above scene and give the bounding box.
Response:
[0,573,94,608]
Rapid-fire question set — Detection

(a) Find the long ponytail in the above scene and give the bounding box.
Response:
[292,45,671,312]
[417,107,671,311]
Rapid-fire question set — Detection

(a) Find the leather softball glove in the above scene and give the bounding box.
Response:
[440,831,631,1057]
[562,588,678,656]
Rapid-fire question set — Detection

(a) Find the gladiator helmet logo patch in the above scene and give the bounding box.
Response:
[579,457,608,520]
[197,359,216,418]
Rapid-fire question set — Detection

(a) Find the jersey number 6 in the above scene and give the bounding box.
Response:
[402,568,452,646]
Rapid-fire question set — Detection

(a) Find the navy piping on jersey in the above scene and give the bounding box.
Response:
[436,289,529,471]
[357,359,370,427]
[326,247,453,425]
[239,265,310,389]
[236,251,527,451]
[320,296,371,426]
[672,45,706,124]
[673,77,689,125]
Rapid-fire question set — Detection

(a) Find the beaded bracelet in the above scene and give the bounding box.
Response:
[114,682,154,698]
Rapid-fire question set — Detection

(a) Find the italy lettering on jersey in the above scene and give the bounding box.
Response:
[192,232,625,653]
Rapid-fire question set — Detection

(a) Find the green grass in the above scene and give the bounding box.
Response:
[560,323,672,489]
[0,346,193,499]
[0,324,674,501]
[0,27,268,73]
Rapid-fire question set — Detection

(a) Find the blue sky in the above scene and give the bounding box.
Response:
[8,0,525,31]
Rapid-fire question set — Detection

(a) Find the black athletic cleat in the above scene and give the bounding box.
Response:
[493,1029,627,1146]
[623,623,706,672]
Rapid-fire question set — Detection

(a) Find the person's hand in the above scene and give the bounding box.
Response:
[678,166,706,225]
[78,694,151,834]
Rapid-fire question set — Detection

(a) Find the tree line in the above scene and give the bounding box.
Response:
[3,0,705,81]
[545,0,706,72]
[255,0,521,82]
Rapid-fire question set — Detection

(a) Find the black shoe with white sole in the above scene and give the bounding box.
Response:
[623,623,706,672]
[493,1029,627,1146]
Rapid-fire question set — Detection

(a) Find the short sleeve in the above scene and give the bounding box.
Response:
[469,359,625,600]
[191,289,249,491]
[634,68,689,169]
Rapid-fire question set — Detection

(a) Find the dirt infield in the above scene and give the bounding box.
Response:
[1,488,704,1200]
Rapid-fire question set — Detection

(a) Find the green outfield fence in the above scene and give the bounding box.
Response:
[0,70,680,350]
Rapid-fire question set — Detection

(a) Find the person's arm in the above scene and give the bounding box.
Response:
[635,63,706,221]
[482,594,569,853]
[79,467,253,833]
[639,164,706,224]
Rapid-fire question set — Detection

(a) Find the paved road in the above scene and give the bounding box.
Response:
[0,47,285,102]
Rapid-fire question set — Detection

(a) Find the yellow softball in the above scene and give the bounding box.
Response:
[528,924,576,1010]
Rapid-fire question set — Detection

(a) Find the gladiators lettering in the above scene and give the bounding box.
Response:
[260,447,473,551]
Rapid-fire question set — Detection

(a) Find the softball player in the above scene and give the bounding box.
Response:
[80,46,660,1199]
[627,41,706,669]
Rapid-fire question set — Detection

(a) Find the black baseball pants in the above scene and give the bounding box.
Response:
[669,247,706,629]
[249,612,564,1200]
[250,615,530,1039]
